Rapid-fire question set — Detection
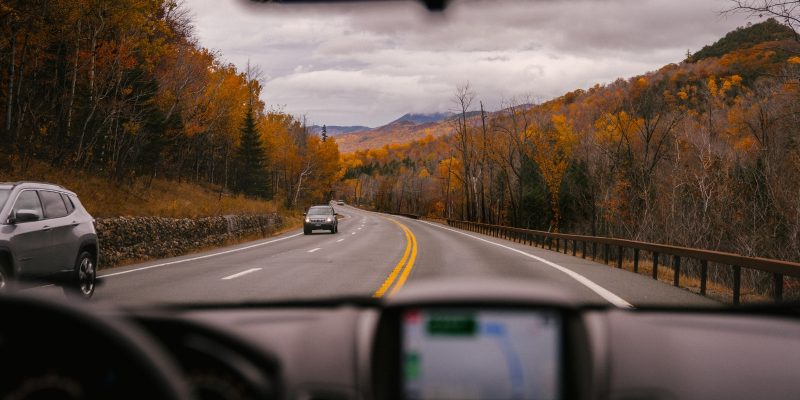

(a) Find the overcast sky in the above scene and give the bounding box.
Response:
[183,0,755,127]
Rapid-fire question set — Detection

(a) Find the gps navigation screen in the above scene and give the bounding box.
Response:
[402,309,561,400]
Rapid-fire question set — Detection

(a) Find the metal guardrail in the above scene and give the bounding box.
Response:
[446,219,800,304]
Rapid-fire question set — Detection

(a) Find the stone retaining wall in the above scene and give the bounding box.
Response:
[95,214,284,268]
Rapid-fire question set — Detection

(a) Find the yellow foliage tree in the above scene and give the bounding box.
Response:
[526,114,577,231]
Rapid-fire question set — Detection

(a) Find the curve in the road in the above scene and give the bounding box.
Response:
[26,205,714,308]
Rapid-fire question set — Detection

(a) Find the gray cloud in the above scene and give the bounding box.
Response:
[184,0,756,126]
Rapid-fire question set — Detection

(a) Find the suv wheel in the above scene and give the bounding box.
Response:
[64,251,96,299]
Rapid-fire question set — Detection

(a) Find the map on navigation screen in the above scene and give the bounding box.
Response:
[402,309,561,400]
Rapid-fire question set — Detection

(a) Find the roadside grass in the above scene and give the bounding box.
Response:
[1,159,286,218]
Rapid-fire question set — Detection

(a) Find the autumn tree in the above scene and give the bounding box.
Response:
[526,114,577,231]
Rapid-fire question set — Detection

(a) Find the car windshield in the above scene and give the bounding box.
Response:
[2,0,798,308]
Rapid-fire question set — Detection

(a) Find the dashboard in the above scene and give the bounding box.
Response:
[2,278,800,400]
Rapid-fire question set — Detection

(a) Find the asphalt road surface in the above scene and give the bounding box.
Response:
[31,205,716,307]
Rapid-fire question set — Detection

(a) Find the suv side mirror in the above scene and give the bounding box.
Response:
[302,212,307,216]
[13,209,41,223]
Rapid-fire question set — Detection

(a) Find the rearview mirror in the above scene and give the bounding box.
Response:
[13,209,41,223]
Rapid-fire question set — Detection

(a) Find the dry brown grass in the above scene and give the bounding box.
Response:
[1,160,291,218]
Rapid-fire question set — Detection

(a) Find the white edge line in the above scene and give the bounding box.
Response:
[100,233,303,278]
[337,239,345,242]
[222,268,262,280]
[417,220,633,308]
[308,247,322,253]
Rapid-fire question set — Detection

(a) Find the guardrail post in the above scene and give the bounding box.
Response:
[616,246,623,268]
[774,273,783,302]
[592,242,597,260]
[603,244,610,265]
[733,265,741,305]
[700,260,708,296]
[673,256,681,287]
[633,249,639,272]
[555,239,560,252]
[548,238,553,250]
[572,240,577,256]
[564,240,568,254]
[582,241,586,258]
[652,252,659,280]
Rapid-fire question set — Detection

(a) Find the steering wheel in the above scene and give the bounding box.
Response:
[0,294,193,400]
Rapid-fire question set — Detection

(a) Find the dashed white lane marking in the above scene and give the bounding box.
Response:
[416,220,633,308]
[337,239,345,242]
[222,268,261,280]
[352,232,357,235]
[308,248,322,253]
[101,233,303,278]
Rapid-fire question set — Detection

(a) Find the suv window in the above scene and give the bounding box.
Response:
[40,191,69,219]
[61,193,75,214]
[13,191,44,220]
[0,188,10,210]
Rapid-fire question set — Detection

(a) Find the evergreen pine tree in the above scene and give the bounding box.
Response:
[321,124,328,142]
[235,106,268,198]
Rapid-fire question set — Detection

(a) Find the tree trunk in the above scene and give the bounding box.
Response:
[6,16,16,138]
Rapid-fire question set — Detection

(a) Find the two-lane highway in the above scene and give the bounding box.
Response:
[29,205,715,307]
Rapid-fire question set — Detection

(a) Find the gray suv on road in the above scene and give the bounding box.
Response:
[304,205,339,234]
[0,182,98,298]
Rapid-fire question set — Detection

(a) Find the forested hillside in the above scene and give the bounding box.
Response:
[337,19,800,267]
[0,0,340,210]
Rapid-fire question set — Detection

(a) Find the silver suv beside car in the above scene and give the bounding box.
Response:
[0,182,98,298]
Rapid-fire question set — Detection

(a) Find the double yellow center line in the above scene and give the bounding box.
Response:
[373,218,418,297]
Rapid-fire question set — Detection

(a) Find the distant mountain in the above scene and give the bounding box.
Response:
[309,125,371,136]
[689,18,796,62]
[389,112,455,125]
[335,112,487,153]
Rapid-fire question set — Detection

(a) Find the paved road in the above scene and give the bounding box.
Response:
[31,205,716,307]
